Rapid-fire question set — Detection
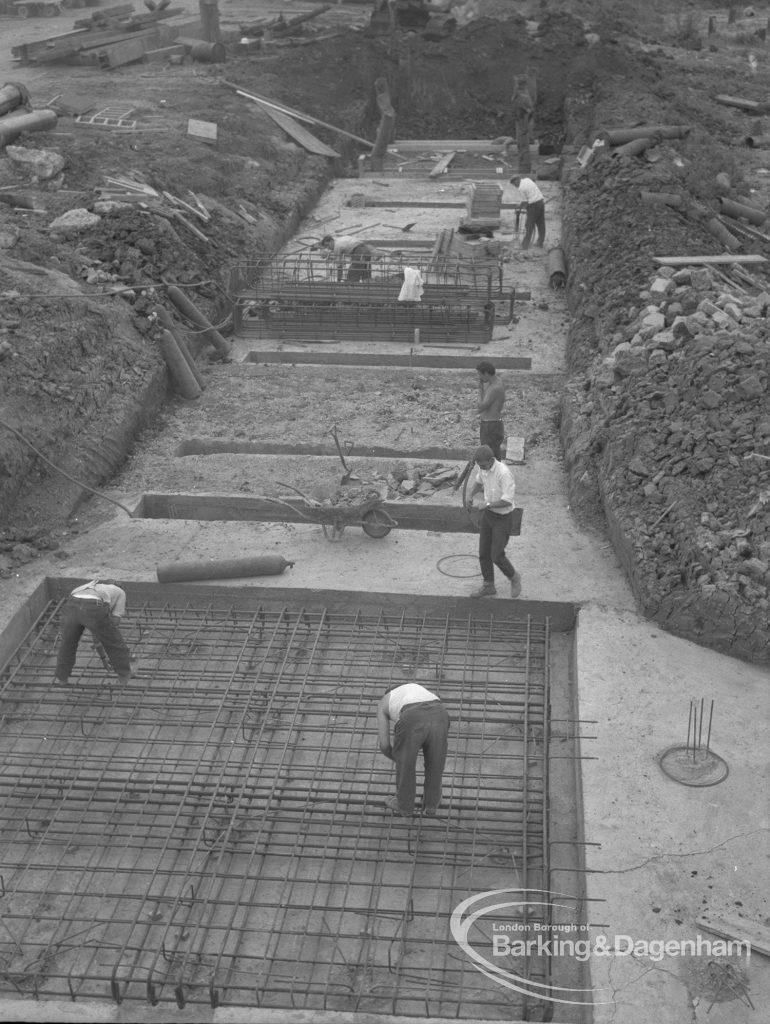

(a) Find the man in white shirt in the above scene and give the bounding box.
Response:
[54,579,133,686]
[377,682,450,816]
[465,445,522,598]
[510,174,545,250]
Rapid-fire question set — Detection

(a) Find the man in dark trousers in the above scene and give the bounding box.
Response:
[54,579,133,686]
[465,445,522,599]
[476,360,506,462]
[318,234,380,282]
[377,682,450,817]
[510,174,545,250]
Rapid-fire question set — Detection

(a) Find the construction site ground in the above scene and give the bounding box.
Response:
[0,1,769,1022]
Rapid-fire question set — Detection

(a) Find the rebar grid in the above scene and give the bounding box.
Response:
[229,252,503,297]
[0,594,557,1018]
[238,298,495,345]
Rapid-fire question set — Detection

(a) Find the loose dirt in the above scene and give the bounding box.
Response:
[1,1,769,658]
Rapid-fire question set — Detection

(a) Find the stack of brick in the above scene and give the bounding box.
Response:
[461,182,503,230]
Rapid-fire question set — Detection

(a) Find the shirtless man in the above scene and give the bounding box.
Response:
[317,234,378,282]
[476,360,506,461]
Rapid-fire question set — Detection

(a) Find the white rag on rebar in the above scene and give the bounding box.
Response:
[398,266,424,302]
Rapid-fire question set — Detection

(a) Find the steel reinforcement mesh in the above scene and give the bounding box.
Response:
[0,590,557,1018]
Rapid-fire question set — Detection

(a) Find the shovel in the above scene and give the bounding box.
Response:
[330,425,356,483]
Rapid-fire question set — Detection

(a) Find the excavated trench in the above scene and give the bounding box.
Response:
[0,16,605,1020]
[1,11,767,1021]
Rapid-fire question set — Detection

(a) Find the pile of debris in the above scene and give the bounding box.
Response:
[568,260,769,663]
[11,3,207,69]
[383,460,459,499]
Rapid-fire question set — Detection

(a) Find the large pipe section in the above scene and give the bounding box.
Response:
[165,284,231,360]
[718,196,767,226]
[0,82,30,118]
[0,109,57,148]
[704,217,740,251]
[611,137,657,159]
[598,125,690,146]
[153,305,206,390]
[547,246,567,289]
[157,555,294,582]
[158,330,203,400]
[640,191,684,208]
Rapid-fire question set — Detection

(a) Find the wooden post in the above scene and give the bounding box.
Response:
[708,16,716,34]
[370,77,395,173]
[199,0,221,43]
[727,6,736,25]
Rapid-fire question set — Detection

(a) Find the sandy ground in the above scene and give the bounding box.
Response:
[0,5,769,1024]
[1,163,768,1024]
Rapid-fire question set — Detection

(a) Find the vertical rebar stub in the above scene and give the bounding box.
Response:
[658,699,728,786]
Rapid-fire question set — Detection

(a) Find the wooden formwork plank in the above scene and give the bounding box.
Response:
[138,493,523,535]
[258,105,340,157]
[243,351,532,369]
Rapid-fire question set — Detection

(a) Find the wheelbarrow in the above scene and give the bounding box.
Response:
[270,484,397,541]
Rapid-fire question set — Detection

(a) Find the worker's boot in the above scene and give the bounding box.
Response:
[470,582,496,598]
[384,796,411,817]
[509,571,522,599]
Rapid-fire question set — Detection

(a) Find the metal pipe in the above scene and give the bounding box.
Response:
[157,329,203,400]
[0,81,30,117]
[599,125,689,146]
[547,246,567,289]
[165,284,231,360]
[640,191,684,208]
[718,196,767,226]
[704,217,740,250]
[157,555,294,582]
[611,136,657,158]
[153,305,206,389]
[0,108,57,148]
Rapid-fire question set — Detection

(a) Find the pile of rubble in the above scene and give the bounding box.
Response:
[382,461,459,499]
[567,262,769,662]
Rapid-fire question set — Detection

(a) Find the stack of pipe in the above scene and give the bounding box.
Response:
[0,82,56,149]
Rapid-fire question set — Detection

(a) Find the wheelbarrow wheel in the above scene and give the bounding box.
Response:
[362,508,392,538]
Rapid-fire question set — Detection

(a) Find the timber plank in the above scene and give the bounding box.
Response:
[351,199,521,209]
[389,140,509,152]
[653,255,767,266]
[715,94,762,111]
[429,152,456,177]
[137,493,523,535]
[696,914,770,958]
[176,438,493,458]
[175,439,518,461]
[244,352,532,369]
[258,105,340,157]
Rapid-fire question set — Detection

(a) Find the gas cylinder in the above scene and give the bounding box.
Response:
[156,555,294,583]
